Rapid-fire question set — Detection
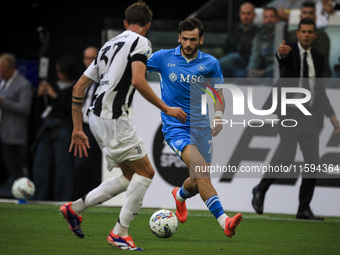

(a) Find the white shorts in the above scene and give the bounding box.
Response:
[89,111,147,171]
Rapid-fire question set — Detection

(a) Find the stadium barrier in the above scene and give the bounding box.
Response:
[102,83,340,217]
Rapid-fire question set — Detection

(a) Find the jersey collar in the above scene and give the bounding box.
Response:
[175,45,202,60]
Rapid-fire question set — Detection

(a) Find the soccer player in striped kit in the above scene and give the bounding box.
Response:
[59,2,186,251]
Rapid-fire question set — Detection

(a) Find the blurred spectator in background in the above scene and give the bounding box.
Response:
[72,46,102,199]
[32,55,78,201]
[268,0,307,22]
[219,2,258,78]
[247,7,279,78]
[0,53,33,188]
[315,0,336,28]
[286,1,332,77]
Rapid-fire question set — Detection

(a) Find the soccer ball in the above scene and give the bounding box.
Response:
[11,177,35,200]
[149,209,178,238]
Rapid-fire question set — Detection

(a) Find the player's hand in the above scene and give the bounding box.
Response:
[278,40,291,56]
[165,107,187,124]
[69,129,90,158]
[211,116,223,137]
[330,115,340,134]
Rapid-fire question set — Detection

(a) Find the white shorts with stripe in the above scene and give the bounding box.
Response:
[89,111,147,171]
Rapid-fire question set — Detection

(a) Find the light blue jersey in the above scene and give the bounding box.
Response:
[147,45,223,162]
[147,45,223,129]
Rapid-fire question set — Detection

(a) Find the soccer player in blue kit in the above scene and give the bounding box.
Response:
[147,18,242,238]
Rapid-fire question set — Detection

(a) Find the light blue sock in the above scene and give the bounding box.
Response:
[177,186,194,202]
[205,195,225,219]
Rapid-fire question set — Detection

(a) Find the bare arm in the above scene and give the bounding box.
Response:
[131,61,187,123]
[69,74,93,157]
[211,89,225,137]
[214,88,225,113]
[330,115,340,134]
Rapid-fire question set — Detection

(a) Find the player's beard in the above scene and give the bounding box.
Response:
[181,43,200,59]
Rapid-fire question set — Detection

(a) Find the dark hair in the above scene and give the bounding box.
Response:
[298,18,316,31]
[178,18,204,38]
[56,55,79,81]
[125,1,153,27]
[302,1,315,9]
[263,7,278,18]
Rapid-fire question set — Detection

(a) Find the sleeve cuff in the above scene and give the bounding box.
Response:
[131,54,147,65]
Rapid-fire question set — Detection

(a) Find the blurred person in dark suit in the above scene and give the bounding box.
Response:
[219,2,258,78]
[286,2,332,77]
[73,46,102,199]
[252,18,340,220]
[0,53,33,187]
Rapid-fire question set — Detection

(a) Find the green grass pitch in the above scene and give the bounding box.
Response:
[0,202,339,254]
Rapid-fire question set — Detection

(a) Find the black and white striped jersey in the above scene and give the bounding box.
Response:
[84,30,152,119]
